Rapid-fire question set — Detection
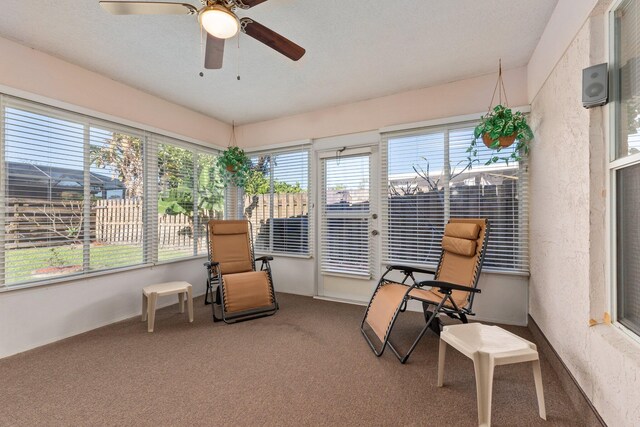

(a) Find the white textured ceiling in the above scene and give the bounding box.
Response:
[0,0,557,124]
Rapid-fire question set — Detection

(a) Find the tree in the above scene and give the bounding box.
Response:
[243,155,304,220]
[90,133,143,198]
[91,135,224,218]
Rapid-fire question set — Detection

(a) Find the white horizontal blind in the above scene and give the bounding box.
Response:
[381,122,529,273]
[320,153,371,276]
[244,148,310,255]
[616,0,640,159]
[0,94,221,288]
[613,0,640,336]
[0,96,149,286]
[381,130,446,267]
[449,126,529,272]
[195,150,225,255]
[89,121,147,270]
[154,135,224,261]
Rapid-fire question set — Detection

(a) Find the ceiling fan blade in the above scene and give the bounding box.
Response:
[204,33,225,69]
[241,18,305,61]
[99,1,197,15]
[235,0,270,9]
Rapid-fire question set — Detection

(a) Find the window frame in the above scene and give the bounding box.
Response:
[380,118,530,275]
[0,92,224,292]
[609,0,640,341]
[243,145,312,258]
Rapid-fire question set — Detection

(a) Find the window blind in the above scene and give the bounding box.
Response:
[89,121,147,270]
[320,153,372,276]
[381,122,529,273]
[0,94,221,289]
[616,0,640,159]
[244,147,310,256]
[155,136,224,261]
[612,0,640,336]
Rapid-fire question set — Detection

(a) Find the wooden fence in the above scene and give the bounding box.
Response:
[4,194,306,250]
[95,199,221,247]
[244,193,308,223]
[5,198,93,249]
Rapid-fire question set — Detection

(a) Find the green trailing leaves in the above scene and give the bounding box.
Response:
[217,146,251,189]
[468,104,533,166]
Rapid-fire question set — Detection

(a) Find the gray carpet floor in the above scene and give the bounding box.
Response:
[1,293,582,426]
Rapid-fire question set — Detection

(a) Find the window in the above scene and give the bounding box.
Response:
[156,139,224,261]
[0,94,222,289]
[243,148,310,255]
[611,0,640,336]
[381,122,528,273]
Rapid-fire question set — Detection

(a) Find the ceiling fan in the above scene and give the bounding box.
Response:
[99,0,306,69]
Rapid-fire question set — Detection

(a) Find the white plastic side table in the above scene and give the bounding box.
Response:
[142,281,194,332]
[438,323,546,427]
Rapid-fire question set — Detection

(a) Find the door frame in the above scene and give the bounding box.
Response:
[312,132,380,302]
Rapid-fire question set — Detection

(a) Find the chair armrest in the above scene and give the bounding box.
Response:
[386,265,436,276]
[256,256,274,262]
[417,280,481,294]
[203,261,220,269]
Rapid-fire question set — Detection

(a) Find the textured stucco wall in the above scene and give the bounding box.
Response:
[529,2,640,425]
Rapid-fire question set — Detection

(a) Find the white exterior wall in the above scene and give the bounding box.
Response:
[529,2,640,425]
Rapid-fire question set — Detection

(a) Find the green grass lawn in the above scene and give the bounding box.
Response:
[5,244,142,285]
[5,244,197,285]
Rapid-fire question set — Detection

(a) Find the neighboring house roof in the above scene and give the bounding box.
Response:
[6,161,125,191]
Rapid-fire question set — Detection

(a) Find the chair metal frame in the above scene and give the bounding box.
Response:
[203,220,279,324]
[360,219,490,364]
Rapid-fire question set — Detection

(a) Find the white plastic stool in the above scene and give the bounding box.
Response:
[142,281,194,332]
[438,323,546,427]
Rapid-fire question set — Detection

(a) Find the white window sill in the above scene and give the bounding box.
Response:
[255,252,312,260]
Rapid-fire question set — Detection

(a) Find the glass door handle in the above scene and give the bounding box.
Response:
[371,230,379,236]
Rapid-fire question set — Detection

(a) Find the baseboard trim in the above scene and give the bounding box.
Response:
[312,296,367,306]
[527,315,606,427]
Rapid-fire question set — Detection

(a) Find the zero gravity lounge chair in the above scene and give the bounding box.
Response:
[204,220,278,323]
[361,218,489,363]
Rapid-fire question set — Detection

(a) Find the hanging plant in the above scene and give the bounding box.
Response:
[467,60,534,166]
[217,146,251,188]
[468,105,533,165]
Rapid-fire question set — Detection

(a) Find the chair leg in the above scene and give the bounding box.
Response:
[212,286,222,322]
[390,300,445,364]
[473,353,495,427]
[147,292,158,333]
[178,292,184,313]
[141,293,148,322]
[532,359,546,420]
[204,279,212,305]
[187,286,194,323]
[437,339,447,387]
[423,302,442,336]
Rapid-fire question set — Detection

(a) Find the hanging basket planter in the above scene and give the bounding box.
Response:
[482,132,516,149]
[467,60,533,166]
[218,123,251,189]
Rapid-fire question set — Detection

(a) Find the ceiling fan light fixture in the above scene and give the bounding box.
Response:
[199,5,240,39]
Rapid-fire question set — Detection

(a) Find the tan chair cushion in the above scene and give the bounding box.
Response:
[209,220,253,274]
[222,271,273,313]
[210,221,249,235]
[444,222,480,240]
[441,235,476,257]
[365,283,408,342]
